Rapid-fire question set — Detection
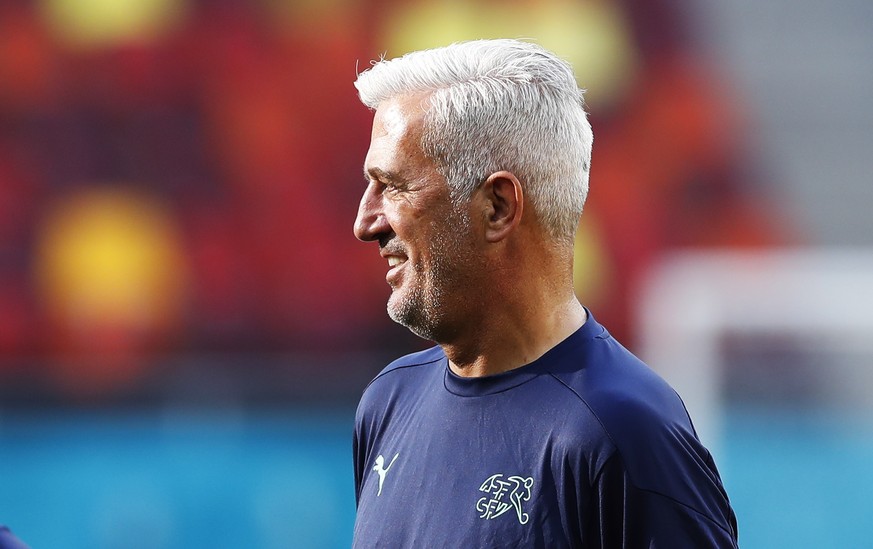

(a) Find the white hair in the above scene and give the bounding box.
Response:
[354,39,593,242]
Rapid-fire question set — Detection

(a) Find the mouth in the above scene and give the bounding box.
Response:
[380,239,408,283]
[384,254,408,284]
[386,254,406,274]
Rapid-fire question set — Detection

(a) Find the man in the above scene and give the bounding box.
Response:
[351,39,738,547]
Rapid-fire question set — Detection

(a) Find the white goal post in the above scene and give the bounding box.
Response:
[636,248,873,451]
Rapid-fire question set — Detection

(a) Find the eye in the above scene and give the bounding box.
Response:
[382,179,409,196]
[364,172,406,196]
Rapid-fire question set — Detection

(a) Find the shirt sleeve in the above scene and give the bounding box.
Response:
[585,454,739,549]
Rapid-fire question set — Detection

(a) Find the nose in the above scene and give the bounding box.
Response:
[354,182,391,242]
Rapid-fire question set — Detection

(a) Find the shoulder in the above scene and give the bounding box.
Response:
[551,325,735,531]
[365,345,445,392]
[550,328,690,432]
[356,345,445,415]
[548,328,699,479]
[373,345,445,381]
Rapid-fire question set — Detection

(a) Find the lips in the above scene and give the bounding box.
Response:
[386,254,406,278]
[384,253,408,285]
[380,240,408,284]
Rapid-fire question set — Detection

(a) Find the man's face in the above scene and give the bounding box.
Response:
[354,94,478,340]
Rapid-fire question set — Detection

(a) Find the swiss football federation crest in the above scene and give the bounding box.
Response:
[476,473,534,525]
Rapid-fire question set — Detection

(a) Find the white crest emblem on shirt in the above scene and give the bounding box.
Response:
[476,473,534,525]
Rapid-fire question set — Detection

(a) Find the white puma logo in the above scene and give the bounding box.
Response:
[373,453,399,496]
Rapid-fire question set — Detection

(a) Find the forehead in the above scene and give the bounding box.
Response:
[372,93,428,139]
[373,95,423,138]
[365,94,431,175]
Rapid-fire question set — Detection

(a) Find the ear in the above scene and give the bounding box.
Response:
[479,171,523,243]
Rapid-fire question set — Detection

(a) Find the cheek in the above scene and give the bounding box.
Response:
[386,202,428,239]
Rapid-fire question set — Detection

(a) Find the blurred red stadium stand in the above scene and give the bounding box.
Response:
[0,0,794,402]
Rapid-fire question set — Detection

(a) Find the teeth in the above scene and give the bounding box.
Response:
[388,256,404,267]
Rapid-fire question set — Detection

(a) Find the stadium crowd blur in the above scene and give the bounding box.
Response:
[0,0,792,404]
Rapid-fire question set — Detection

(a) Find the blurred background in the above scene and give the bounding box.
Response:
[0,0,870,547]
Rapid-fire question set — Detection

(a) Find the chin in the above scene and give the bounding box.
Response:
[387,295,437,340]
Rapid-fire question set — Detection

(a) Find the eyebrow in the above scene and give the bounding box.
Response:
[364,167,404,184]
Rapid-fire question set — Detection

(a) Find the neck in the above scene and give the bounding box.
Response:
[432,222,586,378]
[442,288,588,378]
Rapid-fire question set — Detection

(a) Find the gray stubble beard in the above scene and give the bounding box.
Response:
[387,202,474,342]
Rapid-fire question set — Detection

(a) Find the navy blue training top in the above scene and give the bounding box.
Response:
[352,312,738,548]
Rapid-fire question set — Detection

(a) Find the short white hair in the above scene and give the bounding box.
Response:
[355,39,593,242]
